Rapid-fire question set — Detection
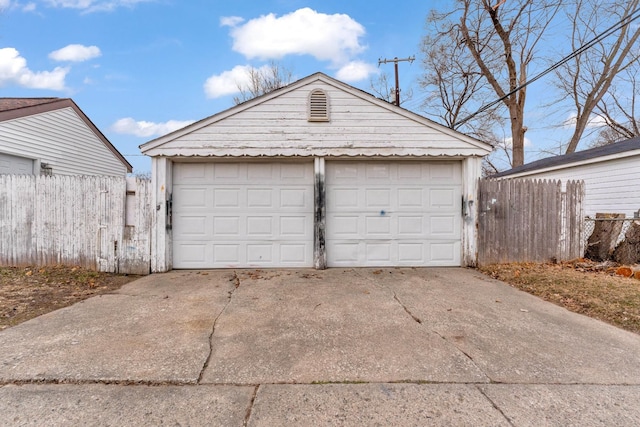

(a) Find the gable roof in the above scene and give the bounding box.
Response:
[493,136,640,178]
[140,72,492,158]
[0,98,132,173]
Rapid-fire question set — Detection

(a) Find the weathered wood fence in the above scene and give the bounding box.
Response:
[477,179,585,265]
[0,175,152,274]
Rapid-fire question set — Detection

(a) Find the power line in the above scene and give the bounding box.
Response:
[453,7,640,127]
[378,56,415,106]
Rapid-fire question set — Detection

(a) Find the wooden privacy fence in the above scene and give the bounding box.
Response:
[477,179,584,265]
[0,175,152,274]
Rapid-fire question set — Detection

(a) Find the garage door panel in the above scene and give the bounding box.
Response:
[365,189,391,207]
[430,163,461,182]
[398,216,425,235]
[173,162,313,268]
[176,188,208,207]
[326,161,462,267]
[280,216,308,236]
[331,188,359,208]
[213,244,240,263]
[247,244,272,263]
[365,216,391,235]
[280,163,308,179]
[430,215,457,236]
[247,188,273,207]
[174,215,208,237]
[398,188,424,207]
[429,188,457,209]
[174,163,208,181]
[213,217,240,236]
[330,215,360,236]
[213,188,241,208]
[366,163,391,179]
[247,216,273,236]
[281,188,307,207]
[332,243,360,263]
[365,243,392,262]
[430,242,460,263]
[175,243,208,264]
[398,243,424,262]
[280,244,308,263]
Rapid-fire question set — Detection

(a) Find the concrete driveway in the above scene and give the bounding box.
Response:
[1,268,640,426]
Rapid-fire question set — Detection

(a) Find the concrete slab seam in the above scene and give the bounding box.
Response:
[0,379,204,387]
[243,385,259,427]
[475,384,516,426]
[197,270,242,384]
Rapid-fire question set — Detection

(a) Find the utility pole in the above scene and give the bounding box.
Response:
[378,56,415,106]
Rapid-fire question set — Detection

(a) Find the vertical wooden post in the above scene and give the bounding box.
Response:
[314,157,327,270]
[462,157,482,267]
[151,157,173,273]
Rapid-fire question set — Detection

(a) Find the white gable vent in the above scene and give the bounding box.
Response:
[308,89,329,122]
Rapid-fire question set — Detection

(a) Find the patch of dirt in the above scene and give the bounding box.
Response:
[479,261,640,334]
[0,266,140,331]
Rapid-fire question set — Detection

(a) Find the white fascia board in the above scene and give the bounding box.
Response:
[143,147,489,158]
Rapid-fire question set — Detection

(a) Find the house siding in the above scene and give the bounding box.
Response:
[145,80,488,158]
[506,156,640,217]
[0,107,127,176]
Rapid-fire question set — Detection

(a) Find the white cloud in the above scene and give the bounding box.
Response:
[228,8,366,65]
[335,61,377,82]
[44,0,152,12]
[203,64,263,99]
[49,44,101,62]
[0,47,68,90]
[220,16,244,27]
[563,113,607,129]
[111,117,195,138]
[0,0,10,10]
[501,136,533,149]
[23,2,37,11]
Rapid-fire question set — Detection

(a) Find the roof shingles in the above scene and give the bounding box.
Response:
[494,136,640,177]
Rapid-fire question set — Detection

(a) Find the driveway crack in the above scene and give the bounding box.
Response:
[197,271,241,384]
[243,385,260,427]
[393,293,422,324]
[476,385,516,426]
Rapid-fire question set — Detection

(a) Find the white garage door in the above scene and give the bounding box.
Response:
[172,162,314,268]
[326,161,462,267]
[0,152,34,175]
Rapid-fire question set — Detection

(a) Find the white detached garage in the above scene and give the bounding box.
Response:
[140,73,491,272]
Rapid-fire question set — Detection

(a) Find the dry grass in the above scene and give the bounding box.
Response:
[0,266,139,331]
[479,262,640,334]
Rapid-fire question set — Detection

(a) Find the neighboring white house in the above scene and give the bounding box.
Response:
[0,98,132,176]
[140,72,492,271]
[493,137,640,217]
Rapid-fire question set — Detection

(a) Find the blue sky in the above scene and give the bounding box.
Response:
[0,0,576,173]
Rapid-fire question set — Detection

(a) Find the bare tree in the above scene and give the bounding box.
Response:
[369,72,413,105]
[233,62,294,105]
[419,16,501,142]
[591,65,640,146]
[554,0,640,153]
[421,0,562,167]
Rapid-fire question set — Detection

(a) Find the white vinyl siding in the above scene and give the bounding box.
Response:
[326,161,462,267]
[0,107,127,176]
[172,162,314,269]
[507,156,640,217]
